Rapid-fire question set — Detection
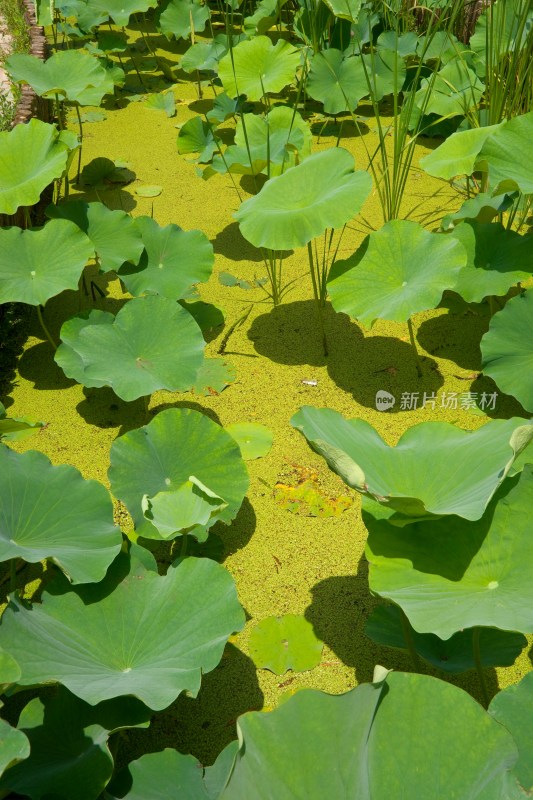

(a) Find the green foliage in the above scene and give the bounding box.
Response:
[108,408,249,540]
[55,296,205,401]
[489,672,533,793]
[0,447,121,583]
[249,615,323,674]
[0,719,29,779]
[226,422,273,460]
[0,401,43,442]
[157,0,209,40]
[84,0,157,26]
[144,91,176,117]
[291,405,533,522]
[306,50,368,115]
[481,289,533,412]
[218,36,299,101]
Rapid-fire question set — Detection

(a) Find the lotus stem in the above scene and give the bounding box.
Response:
[9,559,16,594]
[407,318,422,378]
[473,627,489,708]
[37,305,57,350]
[307,242,328,357]
[75,104,83,184]
[180,534,188,558]
[399,608,422,672]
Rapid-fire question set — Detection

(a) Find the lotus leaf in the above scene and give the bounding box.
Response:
[80,110,107,122]
[0,552,245,710]
[322,0,360,22]
[80,157,135,188]
[243,0,289,36]
[206,106,311,178]
[177,117,219,163]
[365,605,527,673]
[0,447,121,583]
[249,615,323,674]
[377,30,418,57]
[0,688,151,800]
[420,122,504,180]
[479,111,533,194]
[97,30,129,52]
[108,408,249,539]
[0,648,21,688]
[135,185,162,197]
[182,300,224,332]
[46,201,144,273]
[417,31,463,63]
[0,720,29,778]
[226,422,273,460]
[327,219,466,327]
[0,119,76,215]
[481,289,533,412]
[235,148,372,250]
[191,358,236,396]
[218,37,299,101]
[157,0,209,40]
[0,220,94,306]
[6,50,115,106]
[291,405,533,521]
[118,216,213,299]
[181,34,234,73]
[206,92,249,124]
[361,48,406,101]
[415,59,483,118]
[490,672,533,793]
[450,221,533,303]
[85,0,156,26]
[0,402,43,442]
[142,477,227,541]
[306,50,368,115]
[144,91,176,117]
[55,297,204,401]
[221,671,518,798]
[441,191,517,230]
[365,466,533,639]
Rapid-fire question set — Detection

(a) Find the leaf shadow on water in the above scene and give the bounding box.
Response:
[117,643,264,769]
[247,300,444,411]
[416,292,490,371]
[305,552,501,706]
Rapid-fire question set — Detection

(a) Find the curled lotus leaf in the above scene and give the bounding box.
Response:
[481,289,533,413]
[141,476,228,541]
[365,466,533,640]
[218,36,299,101]
[235,147,372,250]
[118,215,214,299]
[55,296,205,402]
[450,221,533,303]
[415,59,483,118]
[291,405,533,522]
[0,220,94,306]
[0,447,121,584]
[109,407,249,540]
[46,201,144,273]
[327,219,466,327]
[0,720,29,779]
[0,119,76,215]
[0,552,245,710]
[6,50,115,105]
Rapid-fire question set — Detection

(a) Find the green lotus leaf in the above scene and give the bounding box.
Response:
[118,216,213,299]
[450,221,533,303]
[46,201,144,273]
[490,672,533,793]
[0,648,21,688]
[243,0,289,36]
[80,157,135,188]
[366,605,527,673]
[191,357,236,396]
[249,614,323,675]
[361,48,406,101]
[109,408,249,539]
[327,219,466,327]
[377,30,418,57]
[80,110,107,122]
[55,297,205,402]
[207,106,311,178]
[479,111,533,194]
[181,300,224,332]
[306,50,368,115]
[96,30,129,52]
[221,672,518,798]
[181,34,233,73]
[0,220,94,306]
[0,553,244,710]
[0,688,151,800]
[291,405,533,521]
[481,289,533,413]
[0,119,76,215]
[135,185,162,197]
[142,476,227,541]
[0,402,43,442]
[365,466,533,639]
[177,117,219,163]
[0,447,121,583]
[415,59,483,118]
[0,720,29,778]
[441,191,517,230]
[417,30,464,63]
[420,122,504,180]
[226,422,273,460]
[322,0,360,21]
[85,0,156,26]
[235,148,372,250]
[218,37,299,101]
[6,50,114,106]
[206,92,250,124]
[157,0,209,40]
[144,91,176,117]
